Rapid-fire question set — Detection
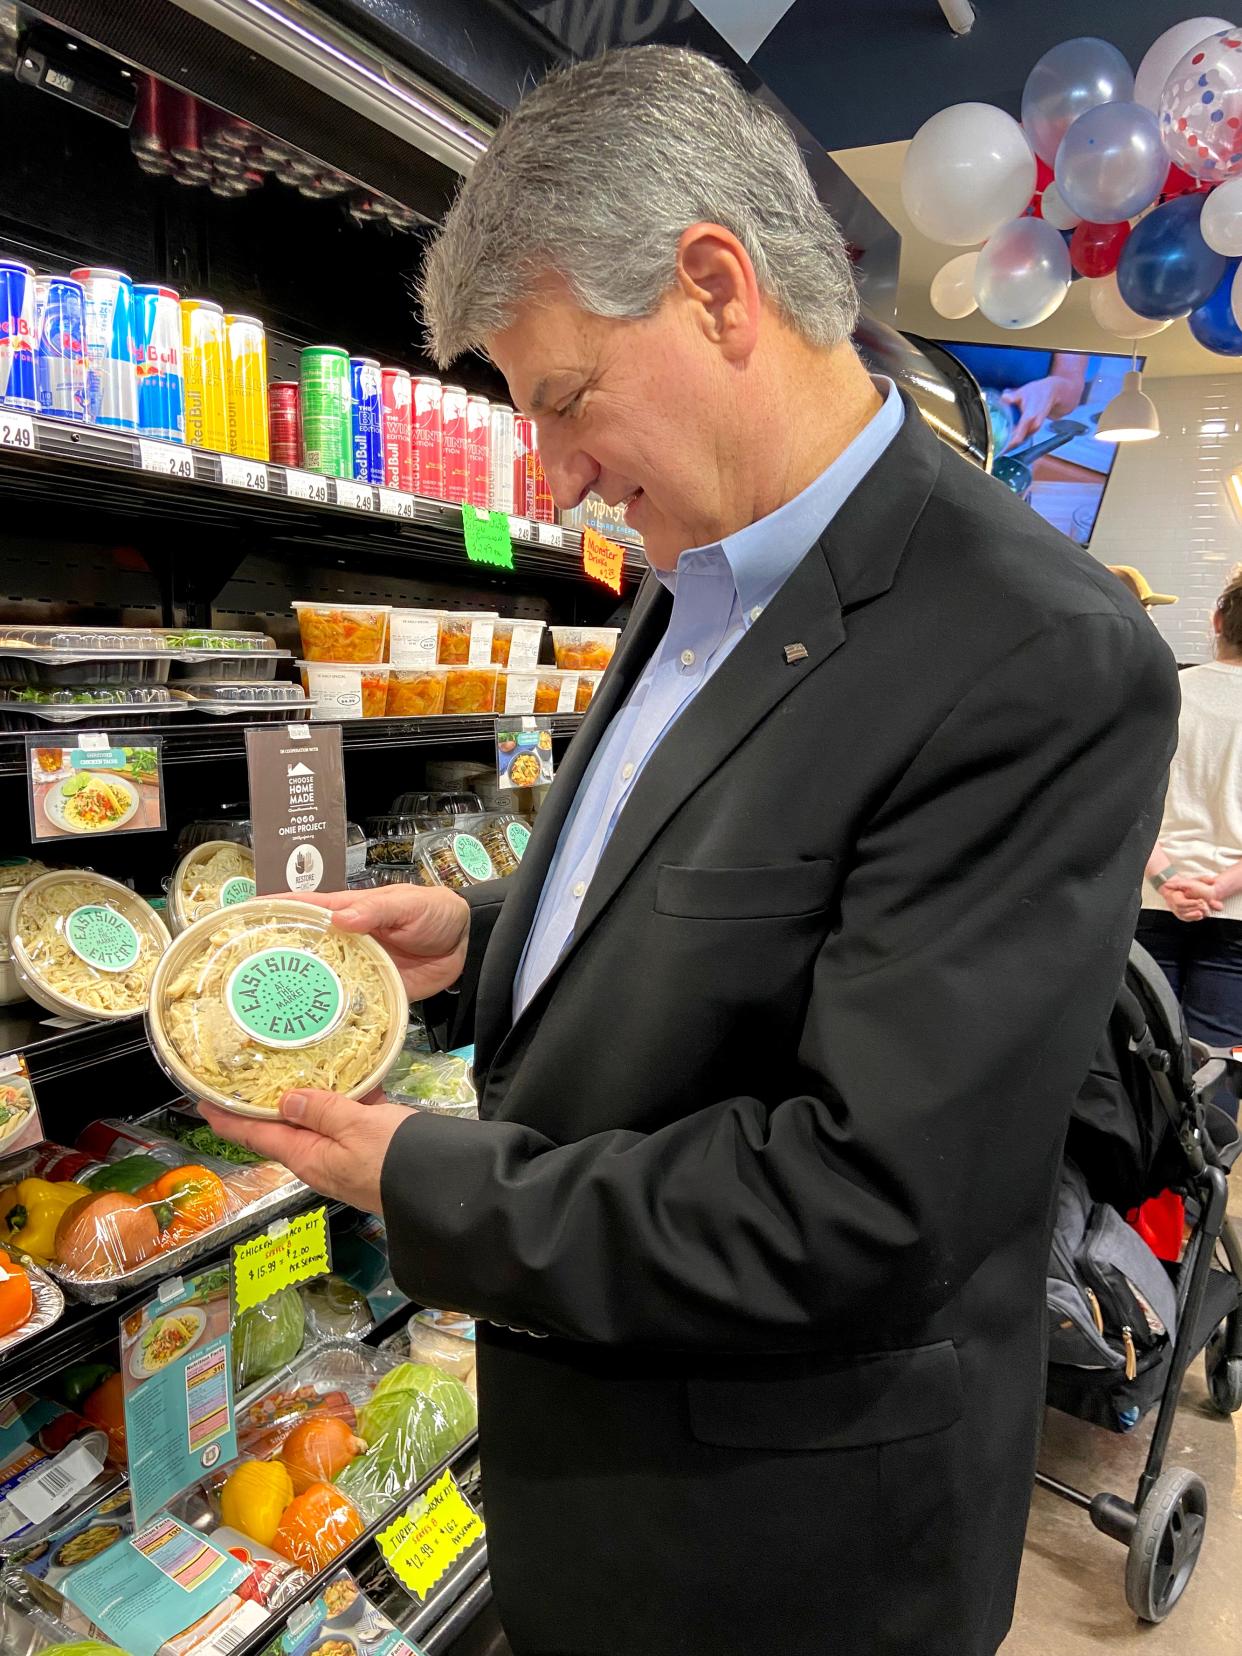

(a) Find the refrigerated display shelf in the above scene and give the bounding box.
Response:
[0,414,646,584]
[0,1006,149,1085]
[0,713,584,777]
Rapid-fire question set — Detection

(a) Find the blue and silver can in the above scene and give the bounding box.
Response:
[34,275,87,422]
[72,266,138,430]
[0,260,37,414]
[349,354,383,484]
[133,283,185,443]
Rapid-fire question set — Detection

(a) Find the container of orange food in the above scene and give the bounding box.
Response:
[437,612,498,667]
[490,618,545,671]
[443,664,499,716]
[298,663,390,718]
[534,668,579,715]
[293,603,391,664]
[575,670,602,712]
[496,671,536,716]
[550,626,620,672]
[386,666,449,717]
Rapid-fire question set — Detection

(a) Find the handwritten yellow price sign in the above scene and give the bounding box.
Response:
[232,1206,330,1314]
[377,1471,485,1599]
[581,526,625,594]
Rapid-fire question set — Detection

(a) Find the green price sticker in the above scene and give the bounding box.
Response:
[377,1471,485,1599]
[233,1206,331,1314]
[461,505,515,570]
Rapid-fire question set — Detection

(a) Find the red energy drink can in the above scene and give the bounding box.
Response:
[513,416,533,515]
[166,89,202,164]
[268,380,301,466]
[441,383,468,502]
[411,375,442,498]
[132,76,165,158]
[381,366,413,491]
[465,393,490,509]
[531,447,555,522]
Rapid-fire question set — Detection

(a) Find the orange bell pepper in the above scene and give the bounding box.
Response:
[0,1247,33,1336]
[135,1165,229,1246]
[80,1370,127,1464]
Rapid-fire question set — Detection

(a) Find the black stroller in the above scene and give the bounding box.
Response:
[1037,940,1242,1622]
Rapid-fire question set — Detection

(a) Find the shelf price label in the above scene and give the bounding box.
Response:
[284,468,330,505]
[377,488,415,519]
[462,505,515,570]
[534,521,564,549]
[139,440,194,480]
[377,1471,484,1600]
[220,455,268,493]
[0,413,35,452]
[507,516,534,541]
[581,527,625,594]
[232,1207,330,1314]
[335,479,375,512]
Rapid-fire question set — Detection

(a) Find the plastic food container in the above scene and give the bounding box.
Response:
[293,602,391,664]
[9,872,170,1023]
[575,670,602,711]
[385,665,448,718]
[551,625,621,672]
[0,943,28,1005]
[154,628,278,652]
[405,1309,477,1394]
[437,611,498,667]
[496,670,536,716]
[442,664,498,716]
[0,1261,63,1357]
[0,683,183,727]
[175,814,251,852]
[168,841,257,934]
[533,668,579,714]
[298,662,389,719]
[365,815,423,865]
[388,607,444,669]
[390,791,482,826]
[169,681,311,717]
[415,829,497,892]
[0,1411,122,1569]
[474,814,530,878]
[490,618,545,671]
[147,898,409,1119]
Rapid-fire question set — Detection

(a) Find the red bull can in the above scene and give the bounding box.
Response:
[299,345,351,478]
[488,403,514,514]
[0,260,37,414]
[180,298,227,450]
[133,284,185,443]
[441,383,468,502]
[349,356,383,484]
[381,366,412,490]
[34,275,86,422]
[224,314,268,460]
[465,393,490,510]
[513,415,533,514]
[268,381,301,466]
[411,375,442,498]
[73,267,137,430]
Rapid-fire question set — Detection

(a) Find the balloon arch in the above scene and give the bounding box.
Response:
[903,19,1242,355]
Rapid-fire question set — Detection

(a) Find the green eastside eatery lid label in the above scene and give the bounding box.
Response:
[226,948,344,1048]
[505,822,530,859]
[453,833,494,883]
[65,904,141,972]
[220,876,256,907]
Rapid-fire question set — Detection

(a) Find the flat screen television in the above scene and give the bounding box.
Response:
[935,343,1140,546]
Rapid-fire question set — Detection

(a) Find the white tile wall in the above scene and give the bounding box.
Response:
[1088,375,1242,663]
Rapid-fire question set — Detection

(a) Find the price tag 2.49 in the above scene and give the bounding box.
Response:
[0,413,34,452]
[232,1206,330,1313]
[378,1471,485,1599]
[220,455,268,493]
[285,468,329,505]
[139,440,193,480]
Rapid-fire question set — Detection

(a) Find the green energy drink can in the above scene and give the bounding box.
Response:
[299,345,351,477]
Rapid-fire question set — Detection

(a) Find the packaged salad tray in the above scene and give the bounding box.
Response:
[0,1126,305,1304]
[0,627,291,686]
[0,1394,125,1565]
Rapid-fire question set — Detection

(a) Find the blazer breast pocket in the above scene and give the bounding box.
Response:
[654,858,838,921]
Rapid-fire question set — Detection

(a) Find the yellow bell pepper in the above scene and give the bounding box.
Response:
[219,1458,295,1547]
[0,1179,89,1262]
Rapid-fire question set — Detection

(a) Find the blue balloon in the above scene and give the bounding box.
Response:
[1117,194,1227,317]
[1189,258,1242,354]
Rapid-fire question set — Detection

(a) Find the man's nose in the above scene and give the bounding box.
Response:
[536,430,598,512]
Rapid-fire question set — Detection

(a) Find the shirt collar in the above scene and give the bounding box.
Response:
[653,376,904,622]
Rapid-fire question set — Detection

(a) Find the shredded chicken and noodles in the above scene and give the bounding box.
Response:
[176,842,256,924]
[15,874,166,1015]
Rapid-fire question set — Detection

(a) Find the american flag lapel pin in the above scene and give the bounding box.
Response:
[783,642,809,664]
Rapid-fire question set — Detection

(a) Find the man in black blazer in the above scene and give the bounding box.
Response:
[208,45,1179,1656]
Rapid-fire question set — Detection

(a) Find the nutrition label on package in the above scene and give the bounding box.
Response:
[185,1342,231,1455]
[132,1514,231,1591]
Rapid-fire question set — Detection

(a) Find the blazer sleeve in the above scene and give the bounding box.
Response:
[381,611,1181,1350]
[421,880,508,1052]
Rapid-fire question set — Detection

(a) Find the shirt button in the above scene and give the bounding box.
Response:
[573,881,586,899]
[621,761,634,781]
[680,649,696,668]
[750,605,763,622]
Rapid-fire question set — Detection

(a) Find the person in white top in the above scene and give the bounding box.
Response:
[1138,568,1242,1053]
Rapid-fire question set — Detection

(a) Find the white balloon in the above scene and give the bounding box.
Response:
[901,103,1036,246]
[1231,258,1242,327]
[1040,180,1082,230]
[1133,15,1234,111]
[1089,272,1177,338]
[973,218,1072,329]
[930,252,980,319]
[1202,174,1242,254]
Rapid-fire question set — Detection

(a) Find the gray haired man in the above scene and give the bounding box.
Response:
[207,45,1178,1656]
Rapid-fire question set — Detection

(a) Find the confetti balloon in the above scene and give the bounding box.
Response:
[901,103,1037,246]
[1040,180,1082,229]
[929,252,980,319]
[1054,100,1167,221]
[1022,38,1135,165]
[1134,16,1233,111]
[1189,258,1242,350]
[973,217,1072,328]
[1117,192,1227,315]
[1201,172,1242,251]
[1159,28,1242,179]
[1088,271,1176,337]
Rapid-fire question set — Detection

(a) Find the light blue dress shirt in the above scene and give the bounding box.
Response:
[513,377,905,1018]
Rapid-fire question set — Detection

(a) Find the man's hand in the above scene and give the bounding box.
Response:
[1163,874,1220,923]
[1001,373,1080,451]
[200,1091,411,1214]
[296,885,470,1000]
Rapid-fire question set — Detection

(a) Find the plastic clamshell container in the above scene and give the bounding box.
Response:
[575,670,603,711]
[437,611,499,667]
[550,625,621,672]
[168,840,257,934]
[390,791,482,823]
[533,668,580,715]
[9,871,170,1023]
[365,815,423,865]
[0,1471,128,1577]
[473,814,530,880]
[442,663,498,716]
[0,943,28,1005]
[0,1262,63,1357]
[385,665,449,718]
[298,662,389,719]
[175,815,252,853]
[169,680,312,718]
[293,601,391,664]
[490,618,545,671]
[0,625,165,652]
[153,629,279,651]
[388,607,444,669]
[0,627,291,684]
[415,828,498,892]
[146,898,409,1119]
[0,683,184,727]
[167,654,285,682]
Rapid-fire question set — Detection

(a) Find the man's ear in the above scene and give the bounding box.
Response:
[674,222,761,364]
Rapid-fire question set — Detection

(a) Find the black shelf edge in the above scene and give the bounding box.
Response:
[0,415,646,584]
[0,712,584,776]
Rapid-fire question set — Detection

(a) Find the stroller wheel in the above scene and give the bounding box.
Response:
[1205,1326,1242,1415]
[1124,1467,1208,1623]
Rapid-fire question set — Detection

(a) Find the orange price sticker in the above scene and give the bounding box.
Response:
[581,527,625,594]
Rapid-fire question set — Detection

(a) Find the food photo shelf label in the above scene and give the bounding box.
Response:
[377,1469,484,1599]
[245,723,346,895]
[232,1205,331,1314]
[26,738,165,843]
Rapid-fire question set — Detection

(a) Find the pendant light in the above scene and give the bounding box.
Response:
[1095,344,1160,443]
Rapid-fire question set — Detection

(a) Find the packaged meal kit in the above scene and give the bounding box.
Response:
[146,899,408,1118]
[9,874,170,1023]
[167,842,257,934]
